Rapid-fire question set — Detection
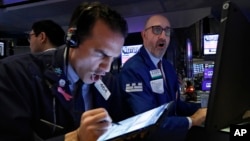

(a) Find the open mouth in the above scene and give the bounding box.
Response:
[159,43,164,47]
[91,74,101,82]
[91,73,105,82]
[157,42,165,48]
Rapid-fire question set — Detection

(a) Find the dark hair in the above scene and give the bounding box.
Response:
[68,2,128,44]
[32,20,65,47]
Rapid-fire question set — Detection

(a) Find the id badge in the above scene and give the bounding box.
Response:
[94,79,111,100]
[150,69,162,79]
[150,79,164,94]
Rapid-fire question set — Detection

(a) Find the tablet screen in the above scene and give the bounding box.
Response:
[98,102,172,141]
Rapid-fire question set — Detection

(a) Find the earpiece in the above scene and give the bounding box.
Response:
[65,4,95,48]
[65,27,78,48]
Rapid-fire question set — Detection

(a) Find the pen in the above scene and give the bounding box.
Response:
[99,120,121,125]
[40,119,64,129]
[112,122,120,125]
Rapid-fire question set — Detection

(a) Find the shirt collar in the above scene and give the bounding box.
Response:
[63,48,79,85]
[67,63,79,85]
[145,47,161,68]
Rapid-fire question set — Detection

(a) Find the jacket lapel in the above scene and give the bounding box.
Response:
[138,47,157,70]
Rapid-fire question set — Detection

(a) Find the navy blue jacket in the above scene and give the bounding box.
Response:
[0,46,131,141]
[120,46,200,141]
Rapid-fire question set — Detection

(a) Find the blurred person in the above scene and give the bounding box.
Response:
[28,19,65,53]
[119,14,206,141]
[0,2,129,141]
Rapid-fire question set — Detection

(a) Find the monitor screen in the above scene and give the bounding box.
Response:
[121,44,142,67]
[204,62,214,69]
[193,63,204,75]
[202,79,212,91]
[205,1,250,133]
[203,68,213,79]
[203,34,219,55]
[0,41,5,57]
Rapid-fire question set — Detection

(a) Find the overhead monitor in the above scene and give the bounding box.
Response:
[203,34,219,61]
[203,34,219,55]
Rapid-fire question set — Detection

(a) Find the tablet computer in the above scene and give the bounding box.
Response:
[98,101,174,141]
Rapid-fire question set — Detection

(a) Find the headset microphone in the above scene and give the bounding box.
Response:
[65,27,78,81]
[65,27,78,48]
[65,4,95,48]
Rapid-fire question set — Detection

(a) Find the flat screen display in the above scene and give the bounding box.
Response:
[203,68,214,79]
[193,63,204,75]
[121,44,142,67]
[0,41,5,57]
[202,79,212,91]
[203,34,219,55]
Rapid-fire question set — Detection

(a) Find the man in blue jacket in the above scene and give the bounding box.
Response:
[0,2,130,141]
[120,14,207,141]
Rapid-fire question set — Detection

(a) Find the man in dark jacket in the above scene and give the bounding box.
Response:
[28,19,65,53]
[0,2,129,141]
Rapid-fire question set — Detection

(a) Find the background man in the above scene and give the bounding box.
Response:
[28,19,65,53]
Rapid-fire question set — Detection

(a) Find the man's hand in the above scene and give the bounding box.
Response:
[190,108,207,126]
[65,108,112,141]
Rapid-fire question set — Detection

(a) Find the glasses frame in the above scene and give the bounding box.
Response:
[145,25,172,36]
[27,33,36,42]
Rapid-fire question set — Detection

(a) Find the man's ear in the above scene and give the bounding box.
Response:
[39,32,47,43]
[141,30,145,39]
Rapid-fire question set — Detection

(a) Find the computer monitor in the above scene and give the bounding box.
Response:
[203,34,219,55]
[203,68,214,79]
[0,40,6,58]
[193,63,204,76]
[203,34,219,61]
[121,44,142,67]
[205,1,250,133]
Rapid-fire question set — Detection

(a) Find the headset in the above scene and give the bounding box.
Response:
[65,5,95,48]
[64,4,98,82]
[65,27,78,48]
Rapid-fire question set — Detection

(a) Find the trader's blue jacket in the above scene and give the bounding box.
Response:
[119,46,200,141]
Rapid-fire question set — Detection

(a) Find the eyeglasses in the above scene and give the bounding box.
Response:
[145,25,171,36]
[27,33,35,42]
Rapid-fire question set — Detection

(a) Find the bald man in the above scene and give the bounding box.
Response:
[119,14,206,141]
